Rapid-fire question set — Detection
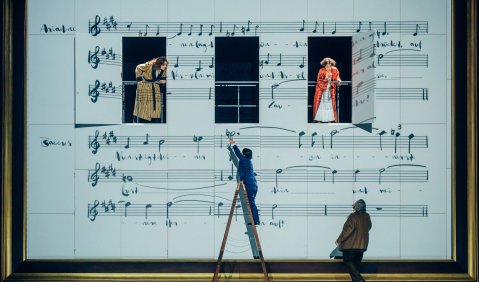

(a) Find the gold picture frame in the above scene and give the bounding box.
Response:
[1,0,477,281]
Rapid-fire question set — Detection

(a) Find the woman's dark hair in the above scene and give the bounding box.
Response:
[242,148,253,159]
[154,56,168,68]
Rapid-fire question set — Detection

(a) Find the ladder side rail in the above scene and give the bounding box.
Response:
[212,182,242,282]
[240,182,270,282]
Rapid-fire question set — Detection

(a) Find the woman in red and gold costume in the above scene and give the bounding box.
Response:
[313,57,341,123]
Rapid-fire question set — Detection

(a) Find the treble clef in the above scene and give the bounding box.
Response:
[89,162,101,187]
[89,80,100,103]
[88,200,100,221]
[89,15,101,36]
[89,130,100,154]
[88,46,100,69]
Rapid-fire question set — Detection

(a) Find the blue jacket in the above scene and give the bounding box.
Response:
[232,145,257,187]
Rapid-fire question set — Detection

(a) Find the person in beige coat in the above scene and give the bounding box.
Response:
[134,57,168,122]
[336,199,372,282]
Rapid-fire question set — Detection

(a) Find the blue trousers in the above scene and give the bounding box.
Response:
[244,183,259,224]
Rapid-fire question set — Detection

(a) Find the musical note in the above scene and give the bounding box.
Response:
[378,130,386,150]
[209,57,214,68]
[354,170,360,182]
[413,23,419,36]
[177,23,183,36]
[208,87,212,100]
[89,130,100,154]
[122,173,133,183]
[331,170,337,184]
[228,164,234,181]
[156,25,159,36]
[141,24,149,36]
[228,24,236,36]
[298,131,305,148]
[394,132,400,153]
[143,134,149,145]
[408,133,414,154]
[196,60,202,71]
[158,139,165,153]
[88,200,99,221]
[124,137,130,149]
[312,21,318,33]
[88,20,428,37]
[274,169,283,192]
[89,15,101,36]
[355,81,364,96]
[166,201,173,219]
[330,130,338,149]
[264,53,270,65]
[88,46,100,69]
[209,24,214,36]
[174,56,179,68]
[356,21,362,32]
[311,132,317,147]
[357,48,363,63]
[119,201,131,217]
[299,56,305,68]
[217,202,224,218]
[276,53,282,66]
[271,204,277,219]
[188,24,193,36]
[145,204,152,219]
[254,24,259,36]
[193,135,203,153]
[379,168,386,184]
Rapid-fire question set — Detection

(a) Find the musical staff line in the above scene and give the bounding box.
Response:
[377,51,428,67]
[88,81,430,102]
[87,200,429,221]
[88,130,428,153]
[85,163,428,186]
[352,45,375,65]
[87,51,426,69]
[376,87,429,100]
[88,16,428,37]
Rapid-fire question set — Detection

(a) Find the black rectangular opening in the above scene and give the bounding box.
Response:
[215,37,259,123]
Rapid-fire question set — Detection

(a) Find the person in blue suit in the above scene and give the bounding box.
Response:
[229,137,260,225]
